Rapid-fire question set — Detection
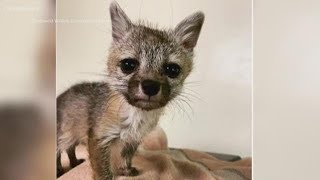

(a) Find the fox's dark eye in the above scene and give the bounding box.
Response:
[120,58,139,74]
[164,63,181,78]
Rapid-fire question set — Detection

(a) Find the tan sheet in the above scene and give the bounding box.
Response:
[59,127,251,180]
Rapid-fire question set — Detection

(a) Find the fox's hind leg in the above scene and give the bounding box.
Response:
[67,144,85,168]
[57,152,64,178]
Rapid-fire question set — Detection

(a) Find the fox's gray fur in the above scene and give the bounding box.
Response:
[57,1,204,179]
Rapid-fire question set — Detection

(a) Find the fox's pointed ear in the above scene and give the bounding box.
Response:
[109,1,132,42]
[174,12,205,51]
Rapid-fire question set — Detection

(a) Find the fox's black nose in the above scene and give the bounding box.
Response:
[141,80,161,96]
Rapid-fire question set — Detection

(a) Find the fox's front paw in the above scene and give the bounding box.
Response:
[118,166,139,176]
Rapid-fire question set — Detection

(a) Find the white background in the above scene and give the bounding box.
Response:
[57,0,252,157]
[254,0,320,179]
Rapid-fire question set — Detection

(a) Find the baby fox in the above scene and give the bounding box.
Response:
[57,1,204,179]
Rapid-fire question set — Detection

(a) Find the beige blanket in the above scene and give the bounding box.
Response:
[59,127,251,180]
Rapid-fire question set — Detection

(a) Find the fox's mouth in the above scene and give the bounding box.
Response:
[133,98,156,103]
[131,98,162,110]
[124,95,166,111]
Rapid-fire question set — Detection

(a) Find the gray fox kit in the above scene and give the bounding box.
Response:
[57,1,204,179]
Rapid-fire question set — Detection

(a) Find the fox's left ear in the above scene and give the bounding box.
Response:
[174,12,205,51]
[109,1,132,42]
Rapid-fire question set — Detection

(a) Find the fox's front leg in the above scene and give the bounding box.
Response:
[88,137,113,180]
[89,137,140,180]
[110,140,140,176]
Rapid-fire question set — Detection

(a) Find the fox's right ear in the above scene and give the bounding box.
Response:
[109,1,132,42]
[174,12,204,51]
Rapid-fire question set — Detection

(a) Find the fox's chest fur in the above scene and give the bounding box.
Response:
[96,95,163,146]
[120,106,163,141]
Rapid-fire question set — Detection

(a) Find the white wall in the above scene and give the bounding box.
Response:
[57,0,252,156]
[254,0,320,179]
[0,0,42,101]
